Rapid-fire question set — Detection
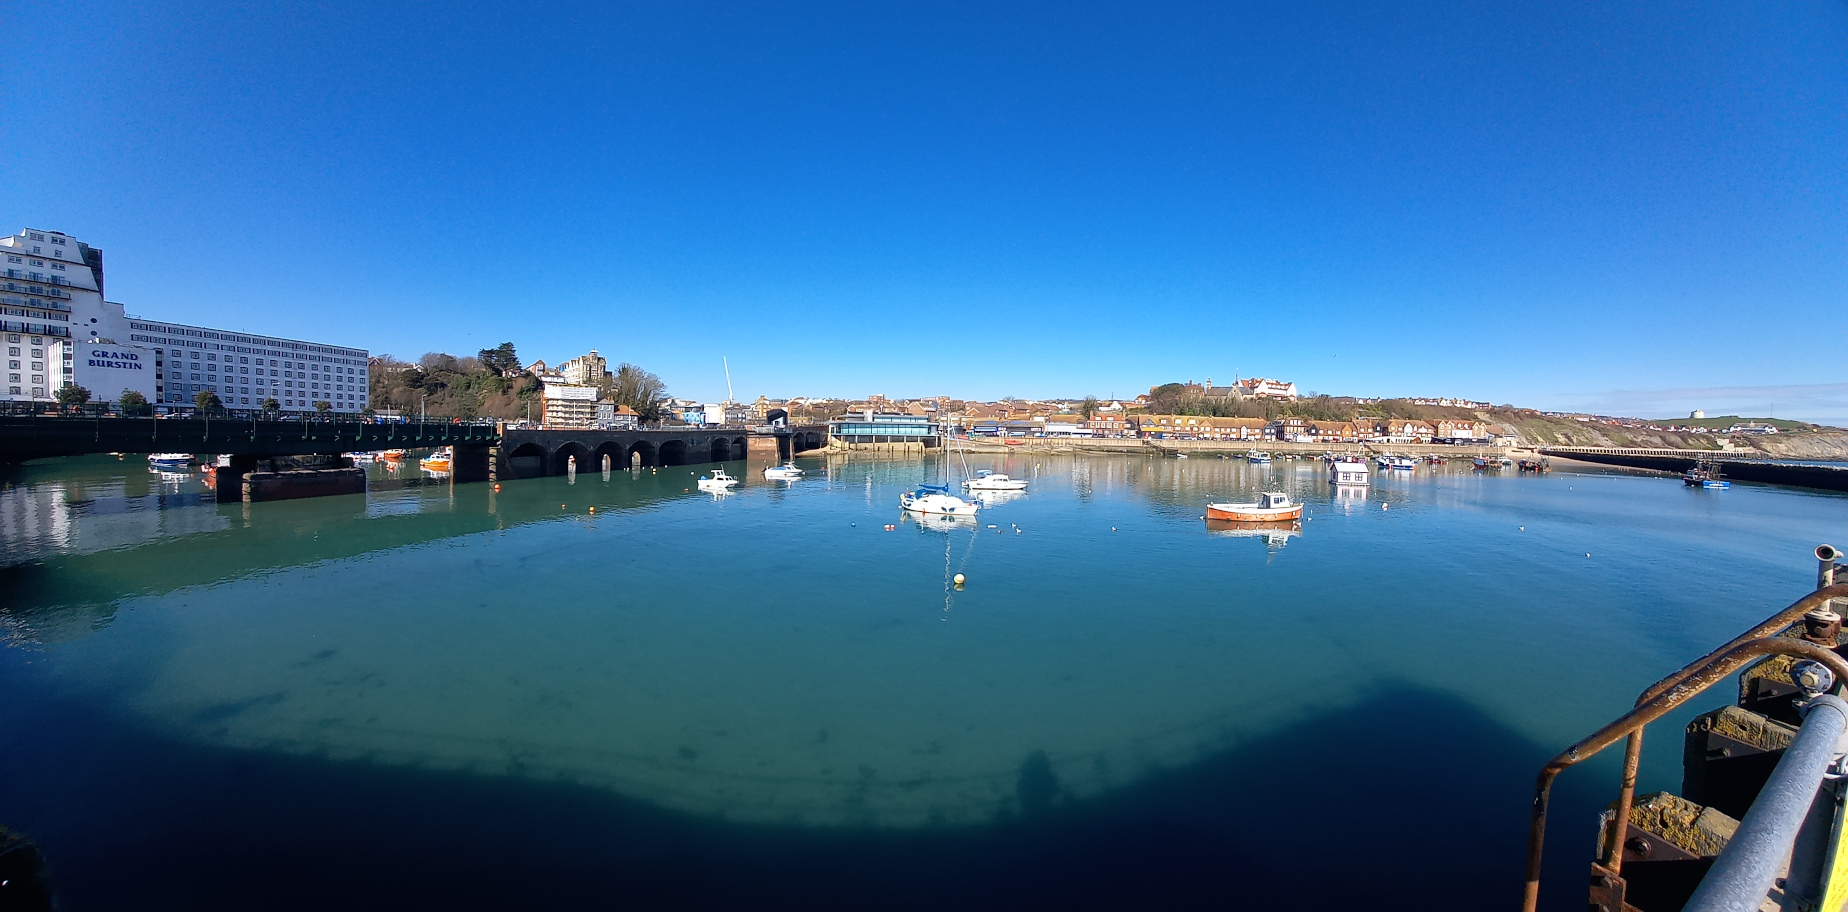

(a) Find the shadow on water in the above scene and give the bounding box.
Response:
[1,680,1610,911]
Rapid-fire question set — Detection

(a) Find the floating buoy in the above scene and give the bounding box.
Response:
[493,483,501,491]
[1382,503,1389,510]
[1519,526,1524,531]
[953,573,966,588]
[588,506,595,514]
[851,522,857,527]
[987,524,997,529]
[1586,553,1592,557]
[561,504,567,509]
[1111,527,1116,532]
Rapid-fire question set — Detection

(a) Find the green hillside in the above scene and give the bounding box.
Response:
[1654,415,1818,432]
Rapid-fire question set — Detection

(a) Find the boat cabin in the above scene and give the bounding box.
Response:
[1258,492,1291,510]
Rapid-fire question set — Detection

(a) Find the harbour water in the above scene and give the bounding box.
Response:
[1,453,1843,909]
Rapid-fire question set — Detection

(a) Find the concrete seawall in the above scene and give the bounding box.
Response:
[1540,448,1848,493]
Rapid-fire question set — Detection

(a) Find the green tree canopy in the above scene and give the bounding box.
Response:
[262,397,280,413]
[315,400,333,413]
[56,384,92,407]
[119,389,151,416]
[478,342,520,374]
[610,363,669,423]
[194,389,223,413]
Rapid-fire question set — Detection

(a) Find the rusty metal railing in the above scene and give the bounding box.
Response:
[1520,582,1848,912]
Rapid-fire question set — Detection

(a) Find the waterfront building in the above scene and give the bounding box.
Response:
[1086,414,1129,437]
[558,350,611,386]
[1431,418,1489,441]
[1376,419,1435,442]
[828,411,941,447]
[1134,415,1270,441]
[5,228,369,412]
[542,382,598,428]
[595,401,639,430]
[0,229,88,401]
[1043,415,1091,437]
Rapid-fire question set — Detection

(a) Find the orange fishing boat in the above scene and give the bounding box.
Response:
[1204,492,1302,523]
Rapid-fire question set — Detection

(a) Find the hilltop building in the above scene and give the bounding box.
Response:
[5,228,370,413]
[559,350,611,387]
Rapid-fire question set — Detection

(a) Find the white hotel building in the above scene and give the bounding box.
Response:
[2,228,369,413]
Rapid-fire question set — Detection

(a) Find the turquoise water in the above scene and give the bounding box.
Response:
[1,453,1843,909]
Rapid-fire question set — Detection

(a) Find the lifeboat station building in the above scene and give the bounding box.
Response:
[828,411,941,447]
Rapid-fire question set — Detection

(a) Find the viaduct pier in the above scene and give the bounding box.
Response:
[492,425,825,480]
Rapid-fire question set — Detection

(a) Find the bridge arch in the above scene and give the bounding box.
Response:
[627,440,655,468]
[591,441,627,472]
[805,431,821,451]
[659,439,687,466]
[507,441,548,478]
[552,441,592,475]
[732,436,746,459]
[710,437,731,462]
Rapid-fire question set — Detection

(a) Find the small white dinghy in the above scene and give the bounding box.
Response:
[762,463,804,480]
[697,467,740,492]
[900,484,978,516]
[963,469,1028,492]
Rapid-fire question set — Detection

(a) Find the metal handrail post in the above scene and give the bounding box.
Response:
[1521,636,1848,912]
[1682,695,1848,912]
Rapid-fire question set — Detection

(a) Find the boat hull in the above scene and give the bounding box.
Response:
[1205,503,1303,523]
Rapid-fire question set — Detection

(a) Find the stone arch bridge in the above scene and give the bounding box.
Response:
[494,426,825,480]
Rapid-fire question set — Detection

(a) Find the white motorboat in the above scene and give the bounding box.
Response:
[148,453,193,471]
[900,484,978,516]
[1329,457,1370,486]
[346,451,379,464]
[964,469,1028,492]
[1385,456,1418,471]
[762,463,804,480]
[697,467,740,491]
[1247,451,1272,464]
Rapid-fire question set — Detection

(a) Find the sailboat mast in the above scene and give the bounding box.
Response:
[723,356,734,405]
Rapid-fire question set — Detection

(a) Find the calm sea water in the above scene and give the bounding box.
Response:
[1,453,1843,909]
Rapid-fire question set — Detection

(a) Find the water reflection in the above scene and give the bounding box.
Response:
[1203,518,1302,549]
[3,451,1844,843]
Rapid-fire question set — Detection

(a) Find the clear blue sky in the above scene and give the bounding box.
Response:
[6,2,1845,421]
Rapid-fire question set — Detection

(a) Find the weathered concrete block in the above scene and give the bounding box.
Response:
[1683,705,1797,819]
[1603,791,1737,859]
